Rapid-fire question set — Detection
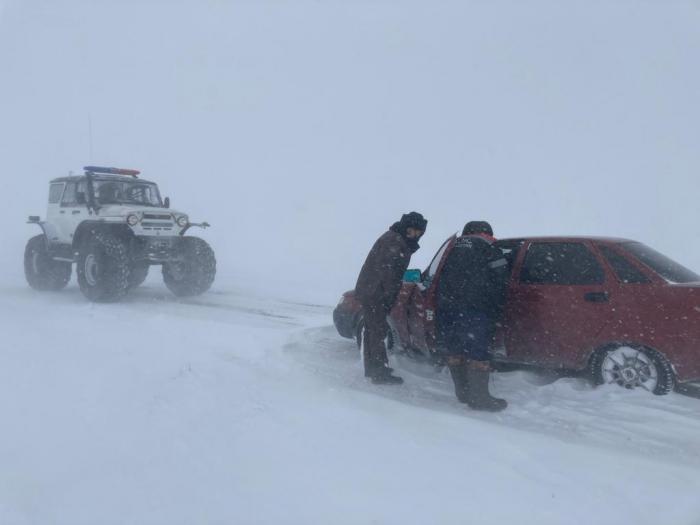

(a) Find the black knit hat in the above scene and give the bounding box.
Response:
[462,221,493,236]
[399,212,428,232]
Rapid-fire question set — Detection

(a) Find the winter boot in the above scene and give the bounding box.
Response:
[465,360,507,412]
[370,365,404,385]
[447,356,469,403]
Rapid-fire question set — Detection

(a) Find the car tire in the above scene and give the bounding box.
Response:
[386,326,404,354]
[128,262,150,289]
[24,235,72,291]
[590,344,675,395]
[162,237,216,297]
[77,232,130,303]
[355,316,402,354]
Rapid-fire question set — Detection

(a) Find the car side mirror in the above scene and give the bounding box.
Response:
[164,197,170,208]
[403,269,422,283]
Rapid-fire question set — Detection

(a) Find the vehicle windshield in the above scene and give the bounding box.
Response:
[623,242,700,284]
[94,179,162,207]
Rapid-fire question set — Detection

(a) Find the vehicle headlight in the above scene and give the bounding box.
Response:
[127,214,140,226]
[176,215,189,227]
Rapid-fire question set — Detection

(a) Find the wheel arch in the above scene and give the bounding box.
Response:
[72,222,134,250]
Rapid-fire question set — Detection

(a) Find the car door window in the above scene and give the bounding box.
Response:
[494,240,524,276]
[61,182,77,206]
[48,183,65,204]
[598,245,650,284]
[520,242,605,285]
[424,237,453,282]
[61,181,87,207]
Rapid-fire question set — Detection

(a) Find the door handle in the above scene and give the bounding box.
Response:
[59,210,65,214]
[72,210,81,215]
[584,292,609,303]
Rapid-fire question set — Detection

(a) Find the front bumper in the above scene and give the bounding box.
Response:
[132,236,185,263]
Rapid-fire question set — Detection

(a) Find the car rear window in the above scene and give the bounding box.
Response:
[623,242,700,284]
[598,245,650,284]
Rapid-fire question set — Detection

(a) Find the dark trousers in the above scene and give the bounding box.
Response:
[361,304,390,375]
[437,309,496,361]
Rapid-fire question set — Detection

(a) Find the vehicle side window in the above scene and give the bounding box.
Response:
[599,245,650,284]
[494,240,523,275]
[61,182,77,206]
[61,181,87,206]
[425,238,453,281]
[48,183,64,204]
[520,242,605,285]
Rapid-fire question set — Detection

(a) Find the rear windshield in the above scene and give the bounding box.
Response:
[623,242,700,284]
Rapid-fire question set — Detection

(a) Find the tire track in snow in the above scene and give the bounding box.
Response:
[285,325,700,468]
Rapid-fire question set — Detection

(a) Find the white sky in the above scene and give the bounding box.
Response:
[1,0,699,302]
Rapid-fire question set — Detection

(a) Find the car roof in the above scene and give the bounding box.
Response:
[50,174,157,185]
[497,236,636,245]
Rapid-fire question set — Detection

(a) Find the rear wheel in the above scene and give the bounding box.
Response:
[77,232,130,302]
[590,344,674,395]
[24,235,71,291]
[162,237,216,297]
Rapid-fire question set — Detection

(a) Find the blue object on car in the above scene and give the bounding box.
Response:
[403,269,422,283]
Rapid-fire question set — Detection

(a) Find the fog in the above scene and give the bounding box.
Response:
[1,0,699,302]
[3,3,700,523]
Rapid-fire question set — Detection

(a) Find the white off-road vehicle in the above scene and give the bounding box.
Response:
[24,166,216,302]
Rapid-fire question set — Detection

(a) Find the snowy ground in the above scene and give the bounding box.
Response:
[1,277,700,525]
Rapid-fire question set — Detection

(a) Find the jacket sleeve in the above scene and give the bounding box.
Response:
[377,241,410,311]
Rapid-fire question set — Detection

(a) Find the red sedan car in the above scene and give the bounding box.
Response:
[334,236,700,395]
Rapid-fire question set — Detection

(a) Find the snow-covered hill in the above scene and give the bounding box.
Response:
[1,279,699,525]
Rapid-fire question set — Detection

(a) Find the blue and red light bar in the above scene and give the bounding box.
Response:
[84,166,140,177]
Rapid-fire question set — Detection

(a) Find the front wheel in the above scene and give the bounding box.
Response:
[590,345,675,395]
[76,232,130,303]
[128,262,150,289]
[24,235,71,291]
[162,237,216,297]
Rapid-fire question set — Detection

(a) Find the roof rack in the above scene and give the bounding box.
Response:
[83,166,140,177]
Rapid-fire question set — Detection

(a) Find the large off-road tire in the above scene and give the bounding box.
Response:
[76,232,130,303]
[24,235,71,291]
[162,237,216,297]
[128,262,150,289]
[590,344,675,395]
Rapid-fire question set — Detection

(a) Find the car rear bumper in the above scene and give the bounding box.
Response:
[333,305,357,339]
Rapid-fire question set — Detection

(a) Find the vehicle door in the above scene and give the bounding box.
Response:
[503,240,613,368]
[490,240,524,357]
[593,243,656,346]
[43,182,66,243]
[53,180,88,244]
[405,236,455,354]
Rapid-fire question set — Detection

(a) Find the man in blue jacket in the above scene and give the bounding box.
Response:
[436,221,509,411]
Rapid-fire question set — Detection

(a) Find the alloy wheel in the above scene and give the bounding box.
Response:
[601,346,659,392]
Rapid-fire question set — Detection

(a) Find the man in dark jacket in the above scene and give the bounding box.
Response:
[436,221,509,411]
[355,212,427,384]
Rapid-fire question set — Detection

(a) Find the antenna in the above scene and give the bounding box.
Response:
[88,113,94,162]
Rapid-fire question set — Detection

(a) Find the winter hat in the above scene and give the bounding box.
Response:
[462,221,493,236]
[398,212,428,233]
